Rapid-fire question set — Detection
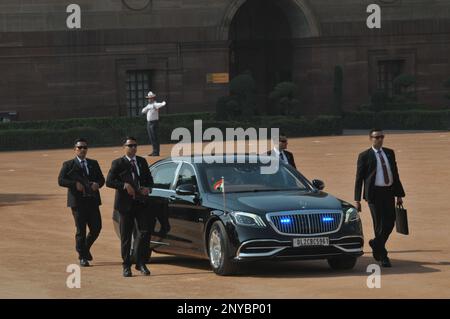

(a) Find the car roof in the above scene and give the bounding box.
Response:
[151,154,274,166]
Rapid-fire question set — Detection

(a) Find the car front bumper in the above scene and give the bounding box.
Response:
[226,218,364,261]
[234,235,364,261]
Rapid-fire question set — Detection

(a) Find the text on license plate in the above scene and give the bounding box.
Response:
[293,237,329,247]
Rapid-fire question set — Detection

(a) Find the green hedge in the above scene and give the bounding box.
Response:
[0,115,342,151]
[343,110,450,130]
[0,112,214,131]
[2,109,447,151]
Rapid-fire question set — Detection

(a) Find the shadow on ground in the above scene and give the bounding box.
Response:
[0,193,60,207]
[147,250,446,278]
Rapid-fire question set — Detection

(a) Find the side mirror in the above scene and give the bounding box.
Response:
[175,183,197,196]
[312,179,325,191]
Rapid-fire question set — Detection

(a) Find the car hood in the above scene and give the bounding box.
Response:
[205,190,347,215]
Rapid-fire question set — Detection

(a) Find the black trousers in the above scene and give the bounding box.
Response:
[119,202,153,267]
[71,205,102,260]
[368,186,396,259]
[146,120,160,155]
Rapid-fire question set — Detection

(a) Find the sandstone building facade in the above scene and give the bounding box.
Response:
[0,0,449,121]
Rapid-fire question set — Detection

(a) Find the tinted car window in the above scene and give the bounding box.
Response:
[200,162,310,193]
[151,162,179,189]
[176,163,198,188]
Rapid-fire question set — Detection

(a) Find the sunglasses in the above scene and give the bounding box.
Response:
[371,135,385,140]
[76,146,88,149]
[280,140,288,143]
[125,144,138,148]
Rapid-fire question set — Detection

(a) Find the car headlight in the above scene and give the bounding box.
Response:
[230,212,266,228]
[344,207,360,223]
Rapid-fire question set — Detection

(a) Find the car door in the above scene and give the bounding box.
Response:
[168,162,208,257]
[149,161,180,254]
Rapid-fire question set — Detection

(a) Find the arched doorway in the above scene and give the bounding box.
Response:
[229,0,293,113]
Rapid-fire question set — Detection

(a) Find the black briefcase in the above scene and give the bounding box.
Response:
[395,204,409,235]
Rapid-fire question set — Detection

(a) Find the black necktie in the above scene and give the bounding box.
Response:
[81,160,88,177]
[377,151,390,184]
[130,159,138,181]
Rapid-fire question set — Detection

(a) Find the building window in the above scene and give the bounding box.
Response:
[377,60,404,97]
[126,70,152,117]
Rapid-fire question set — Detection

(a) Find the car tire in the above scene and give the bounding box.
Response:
[327,256,358,270]
[208,221,239,276]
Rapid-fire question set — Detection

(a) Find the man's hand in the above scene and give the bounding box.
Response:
[140,187,150,196]
[396,197,403,206]
[91,182,99,192]
[76,181,85,193]
[355,201,362,212]
[124,183,136,199]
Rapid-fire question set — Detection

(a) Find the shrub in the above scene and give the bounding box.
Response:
[0,115,343,151]
[0,112,213,131]
[343,110,450,130]
[269,82,301,116]
[228,71,258,118]
[393,74,416,102]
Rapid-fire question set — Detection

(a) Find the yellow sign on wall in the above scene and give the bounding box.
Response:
[206,73,229,84]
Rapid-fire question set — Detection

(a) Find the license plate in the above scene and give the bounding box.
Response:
[293,237,329,247]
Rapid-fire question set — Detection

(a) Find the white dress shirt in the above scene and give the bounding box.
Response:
[76,156,89,175]
[272,147,288,164]
[141,101,166,121]
[372,147,393,187]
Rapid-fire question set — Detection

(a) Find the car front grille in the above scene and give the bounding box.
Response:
[267,210,343,235]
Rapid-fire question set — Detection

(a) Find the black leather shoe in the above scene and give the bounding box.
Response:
[380,257,392,268]
[79,259,90,267]
[369,239,381,261]
[123,267,132,277]
[85,251,93,261]
[135,264,151,276]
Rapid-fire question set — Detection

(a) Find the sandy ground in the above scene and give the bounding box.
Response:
[0,132,449,298]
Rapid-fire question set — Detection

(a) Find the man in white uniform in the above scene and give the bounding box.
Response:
[141,91,166,156]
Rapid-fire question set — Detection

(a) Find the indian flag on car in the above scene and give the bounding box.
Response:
[213,177,225,192]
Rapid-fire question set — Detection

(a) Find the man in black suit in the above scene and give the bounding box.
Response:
[267,133,297,169]
[106,137,154,277]
[354,129,405,267]
[58,138,105,267]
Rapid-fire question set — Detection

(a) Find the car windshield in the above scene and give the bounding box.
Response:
[199,162,311,193]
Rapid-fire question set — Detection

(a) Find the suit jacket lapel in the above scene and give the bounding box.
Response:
[367,148,377,179]
[122,156,130,168]
[136,157,143,178]
[136,157,141,172]
[384,149,394,167]
[122,156,134,179]
[86,159,94,176]
[73,158,83,173]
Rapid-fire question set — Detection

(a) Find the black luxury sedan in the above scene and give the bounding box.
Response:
[113,155,364,275]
